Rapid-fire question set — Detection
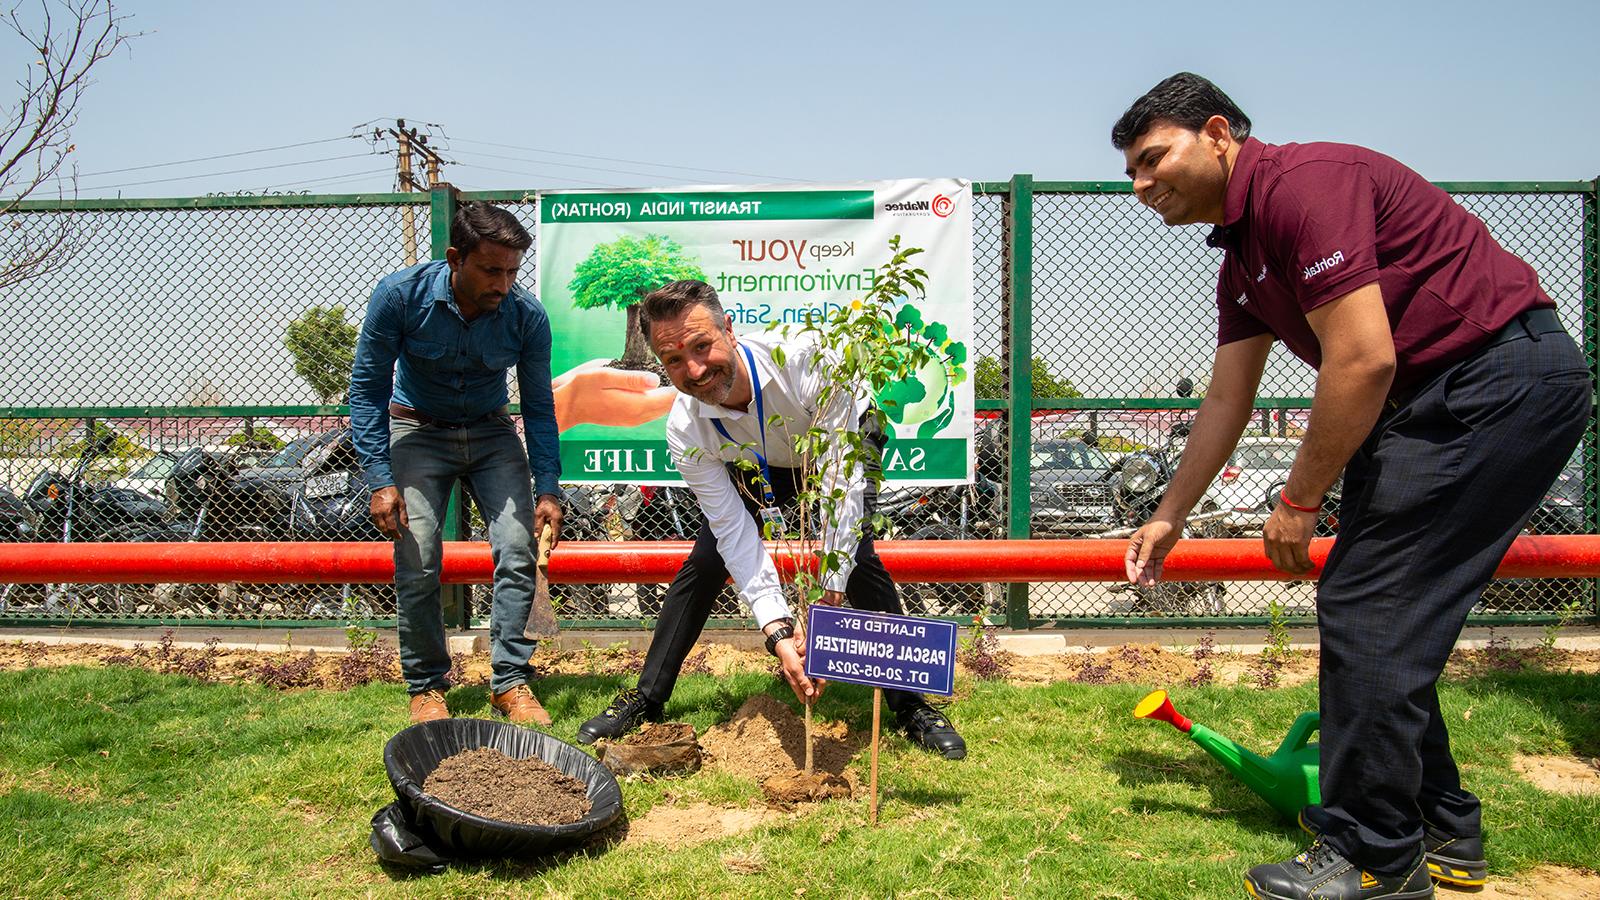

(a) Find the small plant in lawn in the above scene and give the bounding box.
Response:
[1187,632,1217,686]
[1250,600,1295,689]
[681,647,714,677]
[958,616,1014,681]
[1071,646,1114,685]
[1539,598,1584,661]
[255,651,319,690]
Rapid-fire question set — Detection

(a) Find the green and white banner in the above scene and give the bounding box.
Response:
[536,178,974,485]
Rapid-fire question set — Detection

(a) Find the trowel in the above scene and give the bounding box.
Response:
[523,523,561,641]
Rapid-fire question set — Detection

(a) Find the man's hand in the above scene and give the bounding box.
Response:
[552,359,677,432]
[773,636,824,704]
[818,589,846,607]
[1125,518,1180,586]
[1264,500,1318,575]
[370,486,407,542]
[535,494,564,548]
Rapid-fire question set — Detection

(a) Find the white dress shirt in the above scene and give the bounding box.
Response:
[665,331,872,629]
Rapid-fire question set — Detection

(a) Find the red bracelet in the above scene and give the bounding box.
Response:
[1279,489,1321,514]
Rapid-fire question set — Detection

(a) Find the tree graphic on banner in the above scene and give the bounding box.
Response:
[568,234,705,368]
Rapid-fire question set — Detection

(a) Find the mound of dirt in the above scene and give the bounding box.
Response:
[761,772,851,806]
[699,694,861,790]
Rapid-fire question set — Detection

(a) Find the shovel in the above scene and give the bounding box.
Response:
[522,522,561,641]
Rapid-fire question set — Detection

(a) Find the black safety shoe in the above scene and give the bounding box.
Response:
[1300,806,1487,890]
[576,688,663,745]
[895,701,966,760]
[1245,839,1434,900]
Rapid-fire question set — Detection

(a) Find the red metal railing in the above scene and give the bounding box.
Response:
[1,536,1597,584]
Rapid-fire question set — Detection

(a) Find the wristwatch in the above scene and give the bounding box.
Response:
[764,619,797,657]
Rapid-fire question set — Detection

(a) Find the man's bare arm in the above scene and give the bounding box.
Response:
[1152,334,1273,523]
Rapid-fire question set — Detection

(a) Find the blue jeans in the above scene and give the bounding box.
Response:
[390,413,538,695]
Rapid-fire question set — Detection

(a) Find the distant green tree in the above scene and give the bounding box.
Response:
[568,234,705,366]
[0,420,43,458]
[225,428,285,452]
[55,420,145,478]
[284,306,358,404]
[973,355,1081,400]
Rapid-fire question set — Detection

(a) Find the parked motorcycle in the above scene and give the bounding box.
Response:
[0,485,41,614]
[19,432,185,614]
[1097,422,1229,616]
[551,483,620,619]
[286,428,388,619]
[630,485,741,620]
[879,474,1003,617]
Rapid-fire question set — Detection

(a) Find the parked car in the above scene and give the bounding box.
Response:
[112,451,181,500]
[1029,438,1116,535]
[1211,436,1299,515]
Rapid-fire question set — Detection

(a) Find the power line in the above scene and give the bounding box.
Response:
[448,148,702,184]
[447,161,623,189]
[71,136,359,179]
[78,153,374,192]
[255,168,394,191]
[448,137,790,181]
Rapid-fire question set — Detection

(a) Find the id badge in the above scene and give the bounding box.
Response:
[759,506,787,534]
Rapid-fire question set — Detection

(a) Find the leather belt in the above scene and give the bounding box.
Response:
[1481,306,1563,349]
[1385,307,1567,410]
[388,402,508,429]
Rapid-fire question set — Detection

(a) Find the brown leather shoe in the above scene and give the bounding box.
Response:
[490,683,553,726]
[408,689,449,724]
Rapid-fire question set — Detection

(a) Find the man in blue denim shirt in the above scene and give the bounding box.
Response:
[349,201,563,726]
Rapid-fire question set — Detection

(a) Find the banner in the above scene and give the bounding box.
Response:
[536,178,974,485]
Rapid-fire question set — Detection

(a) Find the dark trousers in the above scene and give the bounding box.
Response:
[1316,322,1589,874]
[636,459,926,716]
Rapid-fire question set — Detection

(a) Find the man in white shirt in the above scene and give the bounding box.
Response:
[576,279,966,760]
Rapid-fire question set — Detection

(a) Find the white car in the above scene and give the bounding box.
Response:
[1212,436,1300,514]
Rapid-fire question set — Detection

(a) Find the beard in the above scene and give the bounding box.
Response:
[684,364,736,406]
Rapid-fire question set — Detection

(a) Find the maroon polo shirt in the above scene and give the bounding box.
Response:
[1210,138,1553,393]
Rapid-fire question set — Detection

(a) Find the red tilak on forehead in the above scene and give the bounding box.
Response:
[676,340,685,350]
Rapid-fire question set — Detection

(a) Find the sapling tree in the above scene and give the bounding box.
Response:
[706,236,946,776]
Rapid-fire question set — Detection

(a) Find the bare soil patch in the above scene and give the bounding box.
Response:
[619,801,785,850]
[422,747,591,826]
[1512,753,1600,796]
[1477,866,1600,898]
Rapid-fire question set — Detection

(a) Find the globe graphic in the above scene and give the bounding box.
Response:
[895,354,951,426]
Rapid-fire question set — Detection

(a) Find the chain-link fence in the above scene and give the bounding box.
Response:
[0,182,1593,627]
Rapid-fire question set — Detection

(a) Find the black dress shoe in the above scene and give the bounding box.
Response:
[1300,806,1487,890]
[576,688,663,745]
[1245,839,1434,900]
[896,702,966,760]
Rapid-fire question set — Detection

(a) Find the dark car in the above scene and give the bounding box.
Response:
[1029,438,1115,535]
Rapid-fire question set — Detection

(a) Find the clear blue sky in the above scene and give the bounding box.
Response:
[10,0,1598,198]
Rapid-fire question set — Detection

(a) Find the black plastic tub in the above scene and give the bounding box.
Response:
[381,719,624,860]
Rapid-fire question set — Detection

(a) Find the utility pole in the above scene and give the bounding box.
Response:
[373,118,448,265]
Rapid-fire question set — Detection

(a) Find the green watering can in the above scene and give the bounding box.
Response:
[1134,689,1320,823]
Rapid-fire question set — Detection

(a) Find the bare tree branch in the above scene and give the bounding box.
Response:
[0,0,135,288]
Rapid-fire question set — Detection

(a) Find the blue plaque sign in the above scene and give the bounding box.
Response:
[803,606,957,696]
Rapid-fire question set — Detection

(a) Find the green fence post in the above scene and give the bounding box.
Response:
[1584,177,1600,620]
[428,186,472,629]
[1005,174,1034,630]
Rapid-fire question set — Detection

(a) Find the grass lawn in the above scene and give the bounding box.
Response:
[0,663,1596,899]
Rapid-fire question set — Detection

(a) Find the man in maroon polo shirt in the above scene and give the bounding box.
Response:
[1111,73,1589,899]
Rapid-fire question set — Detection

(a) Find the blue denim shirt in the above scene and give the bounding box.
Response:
[348,260,562,496]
